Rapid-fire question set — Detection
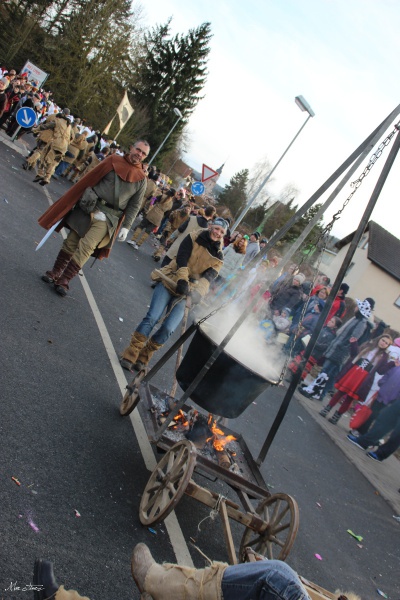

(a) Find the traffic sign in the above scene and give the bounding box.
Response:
[201,164,218,182]
[16,107,37,128]
[191,181,205,196]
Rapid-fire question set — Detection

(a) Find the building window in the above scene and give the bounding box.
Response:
[395,295,400,309]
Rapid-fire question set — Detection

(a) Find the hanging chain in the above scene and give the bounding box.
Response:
[321,120,400,234]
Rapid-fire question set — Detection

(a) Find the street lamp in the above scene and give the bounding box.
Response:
[148,107,183,166]
[232,96,315,230]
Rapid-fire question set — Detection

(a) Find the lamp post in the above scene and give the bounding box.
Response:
[232,96,315,230]
[148,107,183,166]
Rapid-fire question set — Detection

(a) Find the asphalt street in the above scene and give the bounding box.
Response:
[1,136,399,600]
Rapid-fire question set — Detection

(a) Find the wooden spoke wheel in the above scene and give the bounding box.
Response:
[239,493,299,561]
[139,440,197,526]
[119,368,147,416]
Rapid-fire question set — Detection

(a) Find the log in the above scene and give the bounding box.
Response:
[216,449,231,469]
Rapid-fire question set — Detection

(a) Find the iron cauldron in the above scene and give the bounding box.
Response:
[176,324,277,418]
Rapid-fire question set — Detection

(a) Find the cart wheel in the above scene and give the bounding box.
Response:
[120,368,147,416]
[139,440,196,526]
[239,493,299,561]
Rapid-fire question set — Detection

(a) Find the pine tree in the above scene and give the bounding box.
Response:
[131,21,212,157]
[217,169,249,219]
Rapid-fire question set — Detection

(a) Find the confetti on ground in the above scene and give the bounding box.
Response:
[147,527,157,535]
[376,589,388,598]
[28,518,39,533]
[357,543,363,549]
[74,509,81,517]
[347,529,363,542]
[11,477,21,486]
[252,402,257,405]
[119,317,124,322]
[298,416,304,422]
[129,276,134,279]
[316,502,322,508]
[314,554,323,560]
[12,166,19,170]
[4,198,9,203]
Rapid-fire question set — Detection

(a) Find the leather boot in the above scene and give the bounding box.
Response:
[134,338,163,370]
[319,405,333,418]
[328,410,342,425]
[42,249,72,283]
[54,260,81,296]
[120,331,148,370]
[136,232,149,247]
[131,544,227,600]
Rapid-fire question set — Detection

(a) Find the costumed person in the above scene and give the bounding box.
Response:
[242,232,261,267]
[152,205,191,262]
[32,543,362,600]
[299,298,375,402]
[119,219,227,372]
[37,140,149,297]
[319,334,393,424]
[326,283,349,322]
[161,205,216,267]
[127,188,175,250]
[286,316,341,381]
[22,113,57,171]
[270,272,306,313]
[33,108,74,185]
[156,188,187,237]
[53,130,89,178]
[347,395,400,461]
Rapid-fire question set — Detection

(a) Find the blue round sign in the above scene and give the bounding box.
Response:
[191,181,205,196]
[16,107,37,128]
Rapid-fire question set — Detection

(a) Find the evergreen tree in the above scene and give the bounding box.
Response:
[217,169,249,219]
[131,21,212,157]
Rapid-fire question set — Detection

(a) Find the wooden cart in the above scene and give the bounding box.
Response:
[121,379,300,565]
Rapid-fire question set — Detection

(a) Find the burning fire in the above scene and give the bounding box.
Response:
[207,414,237,451]
[172,409,189,429]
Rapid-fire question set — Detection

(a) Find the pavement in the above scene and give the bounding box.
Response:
[3,128,399,518]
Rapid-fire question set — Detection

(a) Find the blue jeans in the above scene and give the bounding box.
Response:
[136,283,185,345]
[221,561,309,600]
[55,160,70,176]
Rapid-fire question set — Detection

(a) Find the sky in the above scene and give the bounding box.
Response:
[140,0,400,239]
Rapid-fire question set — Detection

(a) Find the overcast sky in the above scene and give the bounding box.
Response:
[141,0,400,239]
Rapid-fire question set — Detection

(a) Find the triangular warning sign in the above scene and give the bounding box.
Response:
[202,164,219,182]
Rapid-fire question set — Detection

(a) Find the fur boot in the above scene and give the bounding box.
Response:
[136,232,149,247]
[135,338,163,370]
[120,332,148,369]
[130,227,143,243]
[131,543,226,600]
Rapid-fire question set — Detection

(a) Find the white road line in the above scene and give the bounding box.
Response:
[42,187,194,567]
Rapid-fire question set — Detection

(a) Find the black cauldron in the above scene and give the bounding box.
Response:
[176,324,276,418]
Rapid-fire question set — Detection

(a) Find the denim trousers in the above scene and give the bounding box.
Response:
[136,283,186,345]
[221,561,310,600]
[55,160,70,176]
[358,400,400,458]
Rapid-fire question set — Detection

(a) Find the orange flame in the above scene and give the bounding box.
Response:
[206,414,237,451]
[173,409,189,428]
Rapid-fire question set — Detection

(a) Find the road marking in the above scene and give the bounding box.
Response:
[42,187,194,567]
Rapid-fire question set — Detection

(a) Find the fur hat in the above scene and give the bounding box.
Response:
[293,273,305,285]
[340,283,350,294]
[356,298,372,319]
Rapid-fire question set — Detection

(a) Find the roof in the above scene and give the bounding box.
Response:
[367,221,400,281]
[335,221,400,281]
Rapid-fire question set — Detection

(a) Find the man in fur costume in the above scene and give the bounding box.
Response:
[120,218,227,371]
[37,140,149,296]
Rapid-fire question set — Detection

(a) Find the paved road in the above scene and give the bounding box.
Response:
[1,135,399,600]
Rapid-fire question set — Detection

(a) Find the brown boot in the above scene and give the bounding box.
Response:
[120,331,148,370]
[42,249,72,283]
[134,338,163,370]
[136,232,149,248]
[54,260,81,296]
